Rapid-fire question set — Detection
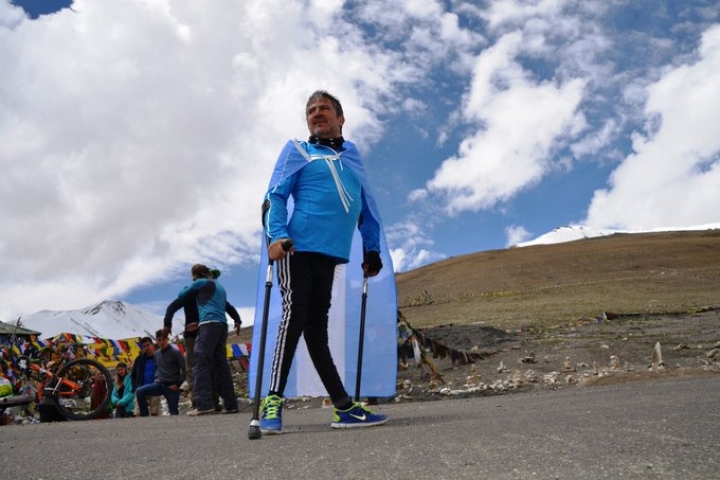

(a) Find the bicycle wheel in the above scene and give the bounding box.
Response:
[50,358,112,421]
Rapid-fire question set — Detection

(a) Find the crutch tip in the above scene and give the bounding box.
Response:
[248,424,262,440]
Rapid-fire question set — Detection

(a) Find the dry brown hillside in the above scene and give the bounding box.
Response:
[231,229,720,403]
[397,229,720,331]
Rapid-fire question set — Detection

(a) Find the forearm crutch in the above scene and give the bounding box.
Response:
[248,202,292,440]
[353,276,369,403]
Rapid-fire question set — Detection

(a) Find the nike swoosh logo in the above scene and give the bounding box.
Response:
[349,413,366,421]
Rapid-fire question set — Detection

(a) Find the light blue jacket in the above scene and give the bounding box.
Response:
[264,140,380,263]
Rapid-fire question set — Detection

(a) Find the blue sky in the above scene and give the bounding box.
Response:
[2,0,720,323]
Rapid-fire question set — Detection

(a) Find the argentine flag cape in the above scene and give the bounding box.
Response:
[249,139,398,398]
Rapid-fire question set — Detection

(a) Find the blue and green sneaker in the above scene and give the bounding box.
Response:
[259,394,283,434]
[331,403,388,429]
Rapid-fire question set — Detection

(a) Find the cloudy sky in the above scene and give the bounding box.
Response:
[2,0,719,322]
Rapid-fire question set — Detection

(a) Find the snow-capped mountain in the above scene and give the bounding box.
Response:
[515,223,720,248]
[515,226,617,247]
[19,300,163,340]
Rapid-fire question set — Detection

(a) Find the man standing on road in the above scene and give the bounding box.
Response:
[259,90,387,434]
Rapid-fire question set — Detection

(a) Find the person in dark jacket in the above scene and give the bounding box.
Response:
[131,337,160,416]
[135,330,186,416]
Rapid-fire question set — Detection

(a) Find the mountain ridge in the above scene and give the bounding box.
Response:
[397,228,720,331]
[18,300,162,339]
[12,226,720,340]
[515,223,720,247]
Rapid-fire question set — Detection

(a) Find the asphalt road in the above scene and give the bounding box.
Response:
[1,375,719,480]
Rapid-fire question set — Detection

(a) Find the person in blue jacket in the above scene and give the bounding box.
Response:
[178,264,239,416]
[135,330,186,416]
[110,362,134,418]
[130,337,161,416]
[259,90,387,433]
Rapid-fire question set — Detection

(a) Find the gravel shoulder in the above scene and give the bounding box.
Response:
[390,308,720,404]
[241,308,720,413]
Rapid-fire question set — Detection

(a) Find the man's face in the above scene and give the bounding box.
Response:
[306,97,344,139]
[156,336,170,350]
[142,341,155,356]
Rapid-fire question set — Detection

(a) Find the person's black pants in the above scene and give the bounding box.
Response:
[268,252,350,405]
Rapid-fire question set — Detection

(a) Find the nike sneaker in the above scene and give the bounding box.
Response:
[330,403,388,429]
[259,394,283,434]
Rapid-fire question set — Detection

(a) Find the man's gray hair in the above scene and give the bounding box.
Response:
[306,90,344,117]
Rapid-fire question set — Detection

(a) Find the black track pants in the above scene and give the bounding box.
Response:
[268,252,350,404]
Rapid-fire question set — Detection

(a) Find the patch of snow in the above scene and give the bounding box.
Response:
[19,300,162,340]
[515,226,617,247]
[515,223,720,248]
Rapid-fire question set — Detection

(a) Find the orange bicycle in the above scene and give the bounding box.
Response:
[16,354,112,421]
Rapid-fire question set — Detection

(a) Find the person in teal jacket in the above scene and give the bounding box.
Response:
[110,362,134,418]
[178,264,239,416]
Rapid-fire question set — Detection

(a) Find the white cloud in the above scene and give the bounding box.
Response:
[390,247,441,273]
[424,31,586,214]
[0,0,421,316]
[354,0,483,69]
[481,0,570,32]
[504,224,531,247]
[571,118,619,158]
[385,220,444,272]
[411,1,622,216]
[407,188,427,202]
[0,0,23,26]
[585,24,720,229]
[403,0,443,19]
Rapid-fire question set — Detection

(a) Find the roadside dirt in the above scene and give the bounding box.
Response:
[231,308,720,415]
[389,308,720,404]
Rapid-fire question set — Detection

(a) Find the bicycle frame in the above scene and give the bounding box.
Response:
[20,359,76,401]
[42,375,83,399]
